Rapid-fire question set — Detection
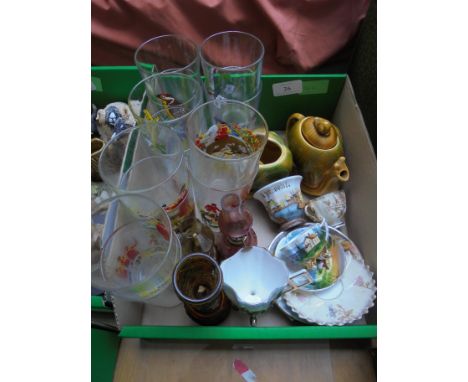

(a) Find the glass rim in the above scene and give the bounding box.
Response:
[172,252,223,304]
[200,30,265,71]
[187,99,269,163]
[253,175,304,197]
[98,126,184,193]
[128,72,203,120]
[134,34,200,74]
[92,193,175,293]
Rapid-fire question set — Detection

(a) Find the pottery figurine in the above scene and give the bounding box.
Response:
[96,102,136,142]
[286,113,350,196]
[252,130,293,191]
[253,175,306,231]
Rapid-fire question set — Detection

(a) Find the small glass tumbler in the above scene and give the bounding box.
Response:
[200,31,264,103]
[134,34,200,80]
[187,99,268,228]
[91,194,181,304]
[128,72,203,125]
[98,125,195,232]
[173,253,231,325]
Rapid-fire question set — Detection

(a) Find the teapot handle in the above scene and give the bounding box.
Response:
[286,113,305,134]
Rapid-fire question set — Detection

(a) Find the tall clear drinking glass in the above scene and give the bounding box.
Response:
[187,99,268,229]
[128,72,203,125]
[148,105,195,152]
[98,125,195,232]
[200,31,264,107]
[91,194,181,304]
[134,34,200,80]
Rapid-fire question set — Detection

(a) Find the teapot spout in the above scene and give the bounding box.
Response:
[301,156,350,196]
[333,157,350,182]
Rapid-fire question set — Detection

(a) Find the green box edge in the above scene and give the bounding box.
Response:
[91,65,347,78]
[91,295,112,312]
[119,325,377,340]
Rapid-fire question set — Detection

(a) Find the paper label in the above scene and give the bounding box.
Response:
[272,80,303,96]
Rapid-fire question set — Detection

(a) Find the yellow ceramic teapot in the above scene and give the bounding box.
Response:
[286,113,350,196]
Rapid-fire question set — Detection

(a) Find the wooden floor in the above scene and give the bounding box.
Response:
[114,338,376,382]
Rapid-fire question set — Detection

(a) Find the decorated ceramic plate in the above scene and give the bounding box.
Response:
[270,225,376,326]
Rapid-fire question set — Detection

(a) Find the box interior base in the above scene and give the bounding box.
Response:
[110,77,377,334]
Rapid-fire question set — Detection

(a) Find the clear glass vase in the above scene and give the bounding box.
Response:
[128,72,203,127]
[91,194,181,306]
[187,99,268,229]
[200,31,264,104]
[98,125,195,232]
[134,34,200,80]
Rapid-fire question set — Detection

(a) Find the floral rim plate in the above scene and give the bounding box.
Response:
[270,225,376,326]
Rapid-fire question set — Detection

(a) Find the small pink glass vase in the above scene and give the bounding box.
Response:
[216,194,257,261]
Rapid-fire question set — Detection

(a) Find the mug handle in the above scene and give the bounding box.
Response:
[282,269,314,295]
[286,113,305,135]
[304,203,321,222]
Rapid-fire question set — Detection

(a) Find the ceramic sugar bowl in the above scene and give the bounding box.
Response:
[252,130,293,191]
[220,246,311,326]
[286,113,350,196]
[253,175,306,231]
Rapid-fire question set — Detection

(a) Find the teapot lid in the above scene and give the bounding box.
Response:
[301,117,338,150]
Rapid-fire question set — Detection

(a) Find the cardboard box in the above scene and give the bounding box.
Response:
[91,69,377,340]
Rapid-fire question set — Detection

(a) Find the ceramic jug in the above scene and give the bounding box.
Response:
[286,113,350,196]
